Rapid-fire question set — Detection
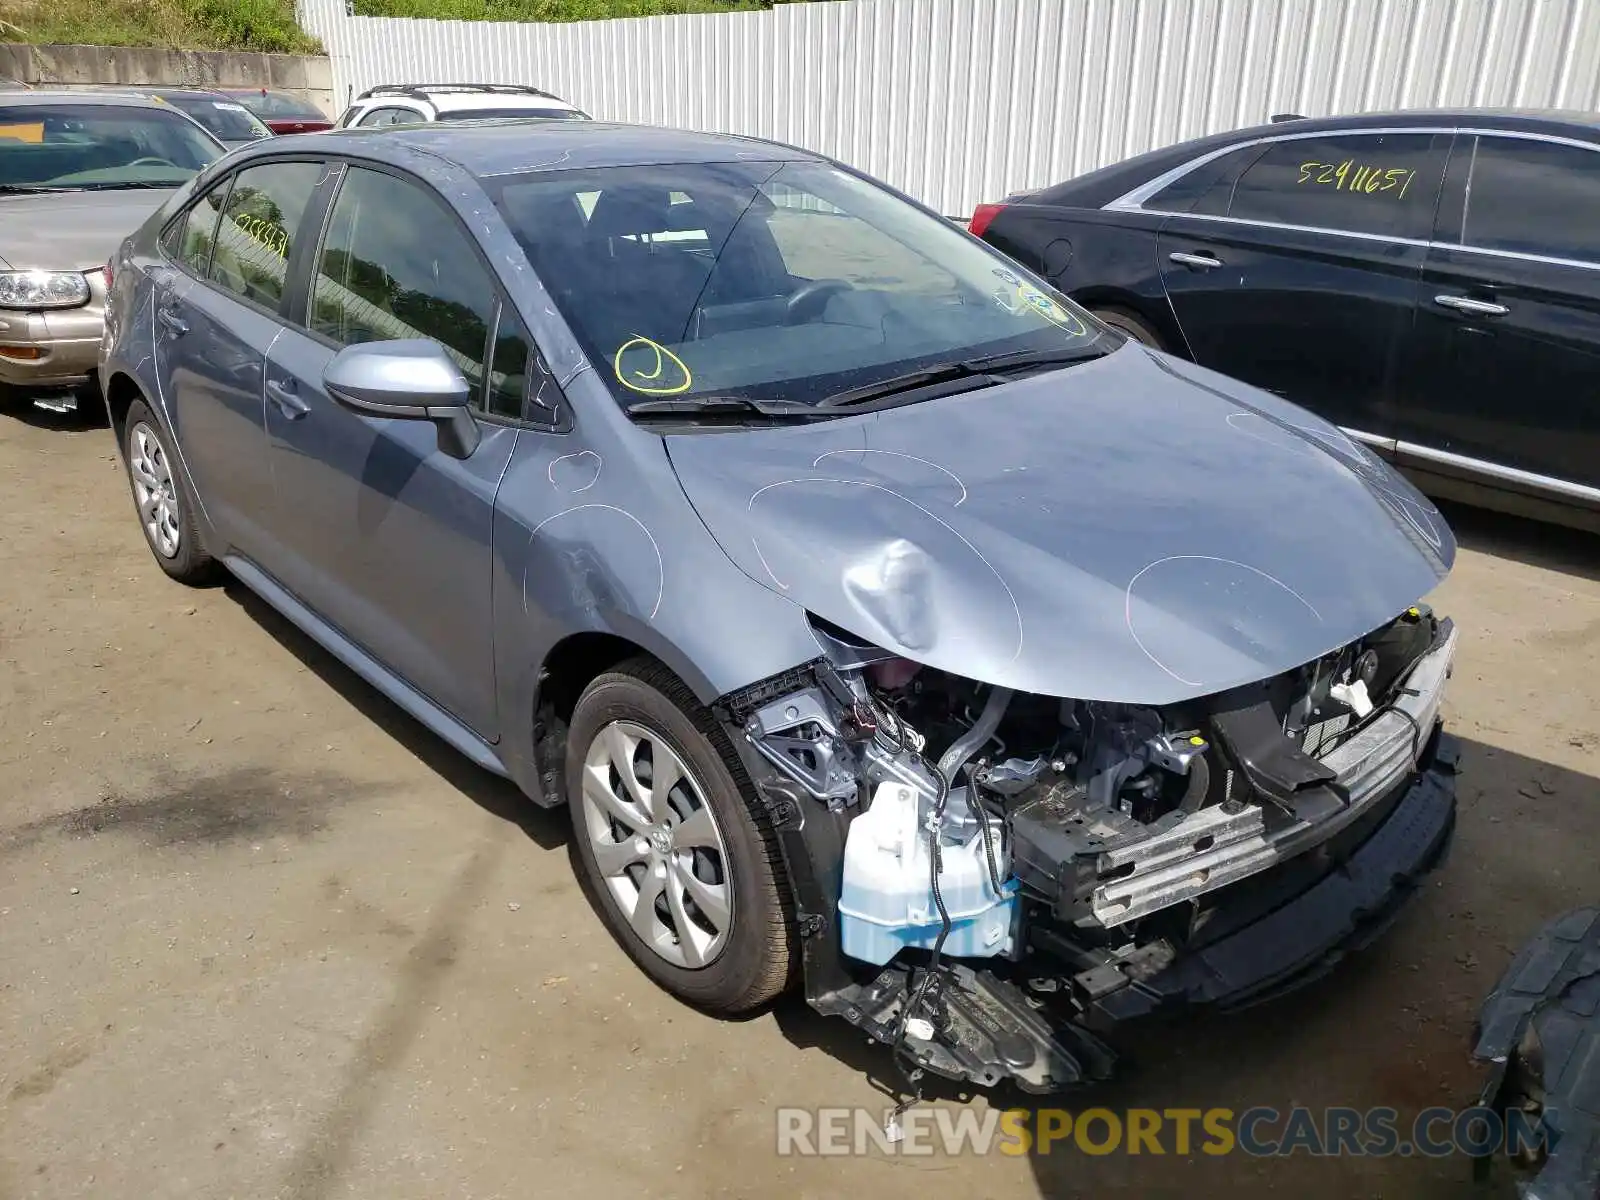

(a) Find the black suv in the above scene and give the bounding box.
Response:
[972,109,1600,531]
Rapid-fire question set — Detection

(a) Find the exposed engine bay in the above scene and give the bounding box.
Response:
[720,603,1460,1093]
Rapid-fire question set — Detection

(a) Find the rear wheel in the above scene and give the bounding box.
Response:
[1091,306,1167,351]
[122,399,221,585]
[567,658,796,1014]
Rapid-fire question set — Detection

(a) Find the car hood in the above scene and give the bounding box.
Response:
[0,189,175,271]
[665,344,1455,705]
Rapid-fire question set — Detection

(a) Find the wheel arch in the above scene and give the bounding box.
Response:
[103,369,146,449]
[1072,285,1190,357]
[522,622,751,808]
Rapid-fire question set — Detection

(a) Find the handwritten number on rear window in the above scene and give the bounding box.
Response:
[1297,160,1416,199]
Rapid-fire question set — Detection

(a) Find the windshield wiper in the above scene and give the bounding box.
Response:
[816,362,1001,410]
[816,343,1111,412]
[0,184,72,194]
[70,181,181,190]
[628,395,828,423]
[961,345,1108,373]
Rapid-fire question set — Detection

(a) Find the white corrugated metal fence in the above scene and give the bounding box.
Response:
[296,0,1600,216]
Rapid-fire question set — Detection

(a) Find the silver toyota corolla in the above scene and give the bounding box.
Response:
[0,90,223,412]
[99,119,1461,1092]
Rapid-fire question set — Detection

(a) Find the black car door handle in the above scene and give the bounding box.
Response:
[265,378,310,420]
[157,306,188,336]
[1434,294,1510,317]
[1169,251,1222,270]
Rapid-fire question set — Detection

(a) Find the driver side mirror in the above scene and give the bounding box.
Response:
[322,338,481,460]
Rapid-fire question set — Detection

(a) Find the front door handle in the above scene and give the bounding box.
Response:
[1169,251,1222,270]
[1434,294,1509,317]
[157,306,188,336]
[265,378,310,420]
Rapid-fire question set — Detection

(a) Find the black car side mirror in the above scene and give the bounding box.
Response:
[323,338,481,460]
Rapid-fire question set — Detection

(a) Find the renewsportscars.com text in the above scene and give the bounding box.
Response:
[775,1105,1547,1159]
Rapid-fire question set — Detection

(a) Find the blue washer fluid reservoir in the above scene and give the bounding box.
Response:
[837,781,1019,966]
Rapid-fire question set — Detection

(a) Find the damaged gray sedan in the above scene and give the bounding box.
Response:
[99,121,1461,1091]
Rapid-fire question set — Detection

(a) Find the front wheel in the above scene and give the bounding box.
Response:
[566,658,796,1014]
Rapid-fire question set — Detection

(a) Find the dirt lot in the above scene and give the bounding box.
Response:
[2,404,1597,1200]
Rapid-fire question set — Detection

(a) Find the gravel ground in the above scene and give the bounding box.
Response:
[2,403,1597,1200]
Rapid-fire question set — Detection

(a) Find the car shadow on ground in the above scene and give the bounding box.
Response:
[1,391,108,431]
[222,579,567,853]
[1441,499,1600,584]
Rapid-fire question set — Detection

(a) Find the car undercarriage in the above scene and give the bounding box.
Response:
[719,604,1461,1093]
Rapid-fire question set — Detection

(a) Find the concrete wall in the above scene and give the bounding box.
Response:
[0,44,335,116]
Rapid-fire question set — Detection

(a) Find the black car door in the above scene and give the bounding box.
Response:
[1154,129,1450,442]
[1392,131,1600,496]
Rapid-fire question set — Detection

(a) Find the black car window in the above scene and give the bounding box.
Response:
[175,181,232,276]
[163,95,270,142]
[208,161,325,310]
[1461,135,1600,263]
[486,304,532,420]
[309,166,495,406]
[1144,144,1264,214]
[1215,133,1443,238]
[357,106,418,128]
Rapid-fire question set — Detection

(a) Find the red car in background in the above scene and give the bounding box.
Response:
[218,88,332,134]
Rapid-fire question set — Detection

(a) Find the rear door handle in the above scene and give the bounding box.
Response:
[157,306,188,336]
[265,378,310,420]
[1169,251,1222,270]
[1434,294,1509,317]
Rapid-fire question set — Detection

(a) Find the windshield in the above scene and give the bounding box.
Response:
[0,103,222,189]
[438,107,588,122]
[486,159,1106,412]
[232,91,324,119]
[162,95,271,142]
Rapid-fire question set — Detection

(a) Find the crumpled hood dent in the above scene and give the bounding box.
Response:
[666,344,1454,706]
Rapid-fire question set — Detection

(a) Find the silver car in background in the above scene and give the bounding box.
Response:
[0,90,222,412]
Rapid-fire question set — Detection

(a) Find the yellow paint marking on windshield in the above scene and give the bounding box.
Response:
[0,122,44,144]
[1017,286,1089,337]
[613,336,692,395]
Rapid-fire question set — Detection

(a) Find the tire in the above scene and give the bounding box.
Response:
[567,657,796,1014]
[1091,306,1167,351]
[121,399,221,585]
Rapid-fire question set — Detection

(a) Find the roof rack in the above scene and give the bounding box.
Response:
[357,82,565,103]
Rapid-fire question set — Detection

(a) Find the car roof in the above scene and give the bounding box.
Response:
[1031,106,1600,207]
[356,85,584,116]
[302,119,814,176]
[0,89,176,111]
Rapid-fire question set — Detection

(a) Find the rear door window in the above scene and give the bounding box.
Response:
[1189,132,1446,238]
[1459,135,1600,263]
[174,181,232,276]
[208,160,326,310]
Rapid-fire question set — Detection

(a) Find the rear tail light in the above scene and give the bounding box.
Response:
[102,260,113,290]
[968,202,1007,238]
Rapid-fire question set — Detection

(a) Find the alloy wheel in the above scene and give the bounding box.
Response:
[128,422,181,558]
[579,720,734,969]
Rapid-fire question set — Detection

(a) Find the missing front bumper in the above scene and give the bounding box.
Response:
[1089,620,1458,927]
[796,730,1458,1093]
